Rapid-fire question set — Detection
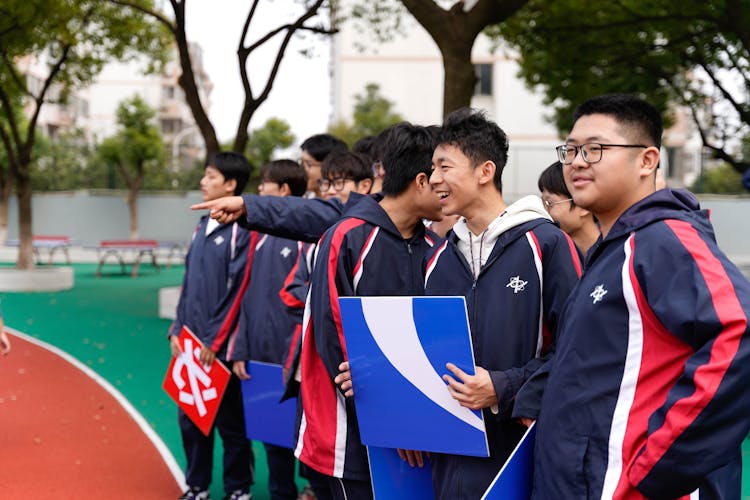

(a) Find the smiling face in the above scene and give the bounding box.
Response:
[429,143,483,219]
[564,113,658,235]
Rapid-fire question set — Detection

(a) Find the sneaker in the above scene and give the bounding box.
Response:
[298,485,317,500]
[223,490,251,500]
[179,486,210,500]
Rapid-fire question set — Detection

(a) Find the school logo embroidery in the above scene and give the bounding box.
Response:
[280,246,292,258]
[506,276,528,294]
[214,235,225,246]
[590,284,608,304]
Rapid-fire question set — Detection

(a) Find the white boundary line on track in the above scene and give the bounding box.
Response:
[6,327,187,491]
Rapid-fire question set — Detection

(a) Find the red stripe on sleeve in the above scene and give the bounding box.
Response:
[279,243,305,309]
[629,220,747,484]
[326,219,366,360]
[211,231,259,352]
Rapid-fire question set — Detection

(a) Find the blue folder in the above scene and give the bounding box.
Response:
[338,296,488,457]
[481,422,536,499]
[240,361,296,449]
[367,447,434,500]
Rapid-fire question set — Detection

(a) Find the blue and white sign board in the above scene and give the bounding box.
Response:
[481,423,536,500]
[338,296,488,457]
[367,447,434,500]
[240,361,296,449]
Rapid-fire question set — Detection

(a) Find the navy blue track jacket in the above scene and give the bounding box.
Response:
[294,195,440,480]
[532,189,750,499]
[169,217,250,358]
[423,210,582,499]
[226,233,302,364]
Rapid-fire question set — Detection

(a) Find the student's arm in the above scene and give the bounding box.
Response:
[168,226,199,357]
[194,194,345,242]
[279,242,312,311]
[511,229,582,420]
[201,227,256,360]
[626,221,750,498]
[0,316,9,356]
[308,223,359,383]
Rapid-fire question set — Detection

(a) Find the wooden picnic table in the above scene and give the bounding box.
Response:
[95,239,160,277]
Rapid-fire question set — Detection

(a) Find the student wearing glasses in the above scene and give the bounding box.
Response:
[526,94,750,499]
[300,134,348,199]
[538,161,599,256]
[317,151,373,203]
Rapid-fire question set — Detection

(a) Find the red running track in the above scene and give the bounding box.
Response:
[0,330,183,499]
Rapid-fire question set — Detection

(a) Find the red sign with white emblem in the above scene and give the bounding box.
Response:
[163,326,231,436]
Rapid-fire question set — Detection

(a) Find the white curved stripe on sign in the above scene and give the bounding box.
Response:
[360,297,484,431]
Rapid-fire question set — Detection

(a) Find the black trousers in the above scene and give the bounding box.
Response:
[179,373,254,493]
[327,475,373,500]
[264,443,297,500]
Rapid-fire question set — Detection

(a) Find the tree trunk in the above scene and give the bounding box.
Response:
[128,188,139,240]
[440,41,478,117]
[15,168,34,269]
[173,4,219,161]
[0,177,11,244]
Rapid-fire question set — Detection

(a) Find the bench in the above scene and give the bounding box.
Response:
[5,235,72,265]
[95,240,160,277]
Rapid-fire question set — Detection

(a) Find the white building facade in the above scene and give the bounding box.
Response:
[20,42,211,169]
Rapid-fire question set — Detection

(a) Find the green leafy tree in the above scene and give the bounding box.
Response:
[0,0,168,268]
[692,163,745,194]
[98,95,165,239]
[31,129,104,191]
[328,83,404,146]
[245,117,296,170]
[493,0,750,174]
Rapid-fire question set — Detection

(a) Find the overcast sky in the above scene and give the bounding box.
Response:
[186,1,332,145]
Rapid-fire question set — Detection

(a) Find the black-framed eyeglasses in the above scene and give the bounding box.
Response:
[317,177,354,191]
[556,143,647,165]
[543,198,573,211]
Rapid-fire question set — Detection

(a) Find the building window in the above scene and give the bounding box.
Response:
[162,85,175,100]
[474,64,493,96]
[161,119,182,135]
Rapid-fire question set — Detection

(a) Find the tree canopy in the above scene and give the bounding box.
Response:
[493,0,750,173]
[0,0,168,267]
[328,83,404,146]
[98,95,165,239]
[112,0,336,158]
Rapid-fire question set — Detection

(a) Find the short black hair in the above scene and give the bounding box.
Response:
[538,161,576,210]
[261,159,307,197]
[321,152,373,184]
[300,133,348,162]
[573,93,662,149]
[381,122,436,197]
[437,108,508,193]
[206,152,252,195]
[538,161,570,197]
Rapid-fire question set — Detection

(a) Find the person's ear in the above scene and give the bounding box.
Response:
[477,160,496,186]
[357,178,373,194]
[640,146,660,179]
[279,183,292,196]
[415,172,429,190]
[574,206,592,218]
[224,178,237,194]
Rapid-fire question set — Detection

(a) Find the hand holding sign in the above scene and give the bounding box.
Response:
[162,327,230,436]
